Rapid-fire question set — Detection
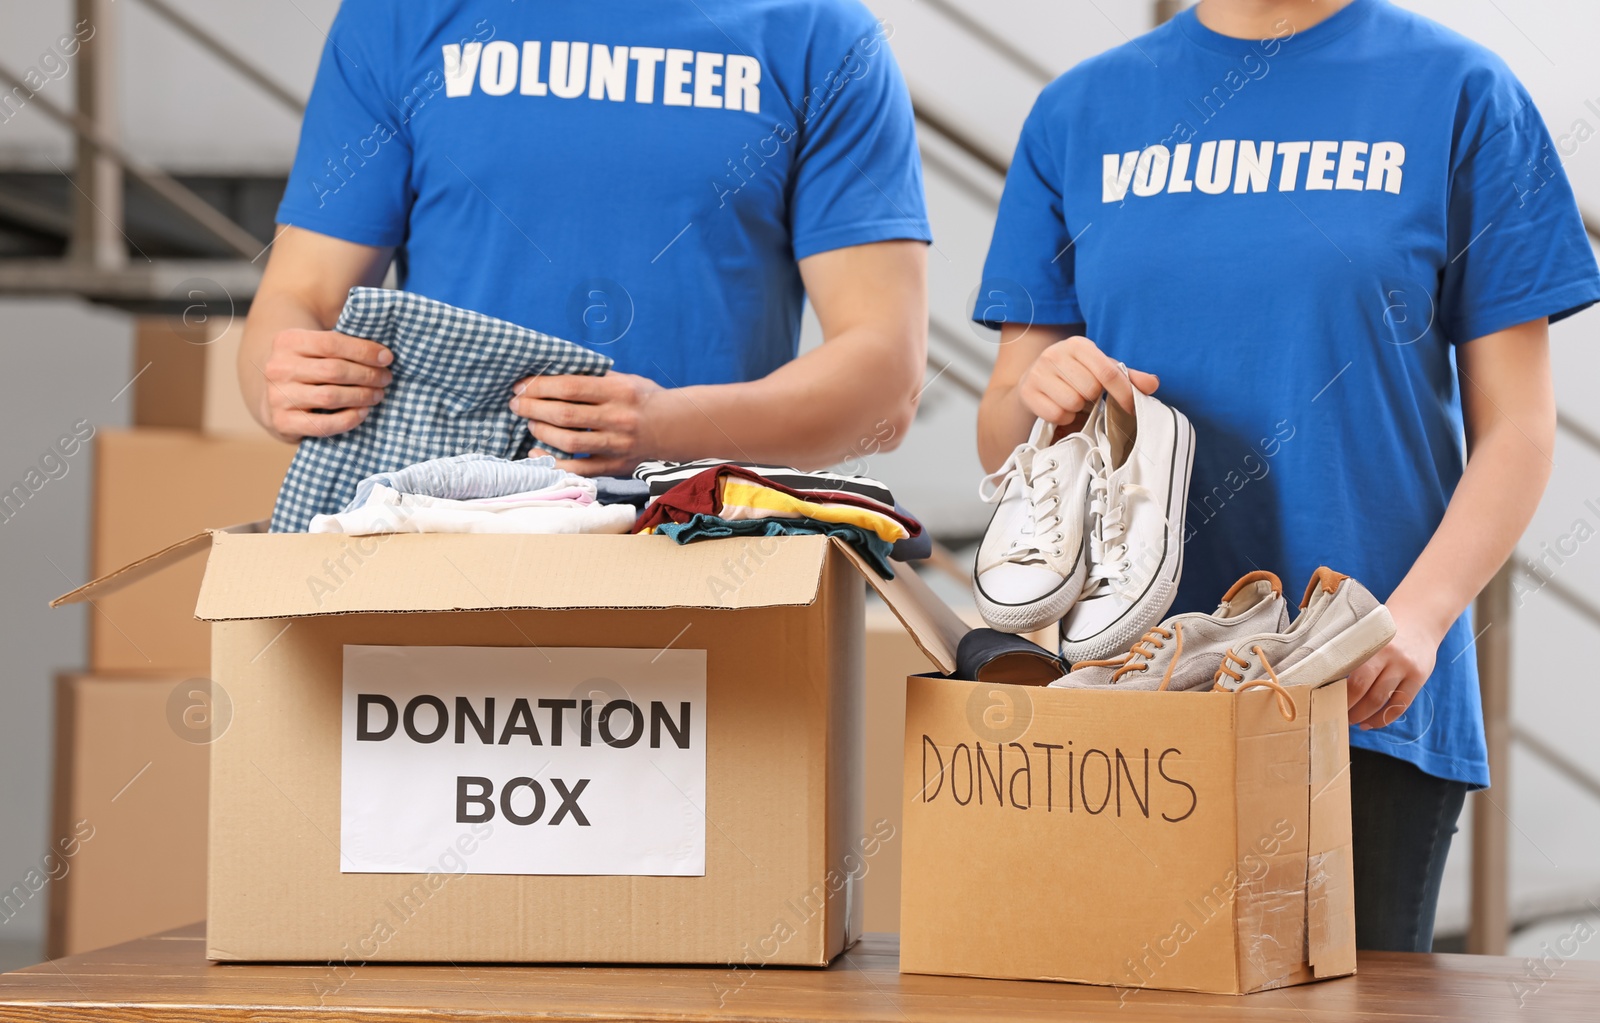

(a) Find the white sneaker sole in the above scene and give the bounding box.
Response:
[974,559,1087,635]
[1059,409,1195,663]
[1276,605,1398,690]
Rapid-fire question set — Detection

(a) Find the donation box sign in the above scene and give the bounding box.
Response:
[340,645,707,876]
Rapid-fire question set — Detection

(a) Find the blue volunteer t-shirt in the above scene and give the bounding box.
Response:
[277,0,930,387]
[977,0,1600,787]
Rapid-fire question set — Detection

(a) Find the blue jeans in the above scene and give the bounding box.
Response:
[1349,746,1470,952]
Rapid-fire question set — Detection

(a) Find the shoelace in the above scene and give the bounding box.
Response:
[977,441,1037,505]
[1082,451,1151,596]
[978,435,1084,565]
[1212,644,1296,721]
[1078,622,1186,688]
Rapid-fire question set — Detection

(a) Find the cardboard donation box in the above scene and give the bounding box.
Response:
[900,676,1356,995]
[55,529,965,965]
[47,674,210,958]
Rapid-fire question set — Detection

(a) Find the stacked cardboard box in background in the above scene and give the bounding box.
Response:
[46,315,295,957]
[47,673,211,958]
[129,316,271,440]
[88,428,296,673]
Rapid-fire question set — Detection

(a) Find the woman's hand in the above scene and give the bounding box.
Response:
[1345,603,1445,730]
[509,371,671,476]
[978,326,1162,471]
[1017,334,1160,424]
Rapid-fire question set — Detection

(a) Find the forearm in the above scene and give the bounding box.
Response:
[1388,417,1552,639]
[650,323,921,469]
[977,380,1036,471]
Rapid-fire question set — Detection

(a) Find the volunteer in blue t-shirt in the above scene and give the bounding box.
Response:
[974,0,1600,951]
[241,0,931,473]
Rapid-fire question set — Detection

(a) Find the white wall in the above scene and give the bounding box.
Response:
[0,302,131,963]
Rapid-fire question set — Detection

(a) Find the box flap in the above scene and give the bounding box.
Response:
[52,531,212,609]
[831,541,964,675]
[50,521,264,609]
[194,531,835,619]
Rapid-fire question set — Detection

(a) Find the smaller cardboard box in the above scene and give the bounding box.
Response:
[45,673,210,958]
[90,429,295,673]
[58,530,966,966]
[132,316,271,438]
[899,675,1355,995]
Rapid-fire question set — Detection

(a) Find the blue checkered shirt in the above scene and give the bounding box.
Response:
[269,288,611,532]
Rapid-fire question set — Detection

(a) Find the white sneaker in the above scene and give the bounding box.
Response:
[1059,384,1195,663]
[972,416,1096,633]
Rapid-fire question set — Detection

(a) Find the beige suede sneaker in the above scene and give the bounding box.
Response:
[1051,571,1290,691]
[1211,567,1396,697]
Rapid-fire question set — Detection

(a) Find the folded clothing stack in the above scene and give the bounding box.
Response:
[632,460,925,577]
[308,453,643,536]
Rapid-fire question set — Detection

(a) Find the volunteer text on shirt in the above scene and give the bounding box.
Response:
[1102,140,1404,202]
[443,41,761,112]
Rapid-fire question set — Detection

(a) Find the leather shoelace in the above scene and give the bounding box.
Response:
[1213,644,1297,721]
[1074,622,1185,689]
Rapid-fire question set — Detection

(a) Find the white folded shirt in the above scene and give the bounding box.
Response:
[308,483,635,536]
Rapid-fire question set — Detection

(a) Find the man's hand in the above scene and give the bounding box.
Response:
[1345,603,1444,730]
[240,227,396,442]
[260,328,393,440]
[1019,334,1160,424]
[510,371,668,475]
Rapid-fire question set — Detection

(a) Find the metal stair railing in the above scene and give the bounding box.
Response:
[1472,388,1600,950]
[131,0,306,116]
[0,0,295,302]
[0,61,261,259]
[915,0,1056,85]
[1508,416,1600,805]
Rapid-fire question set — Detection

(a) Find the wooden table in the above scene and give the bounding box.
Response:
[1,923,1592,1021]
